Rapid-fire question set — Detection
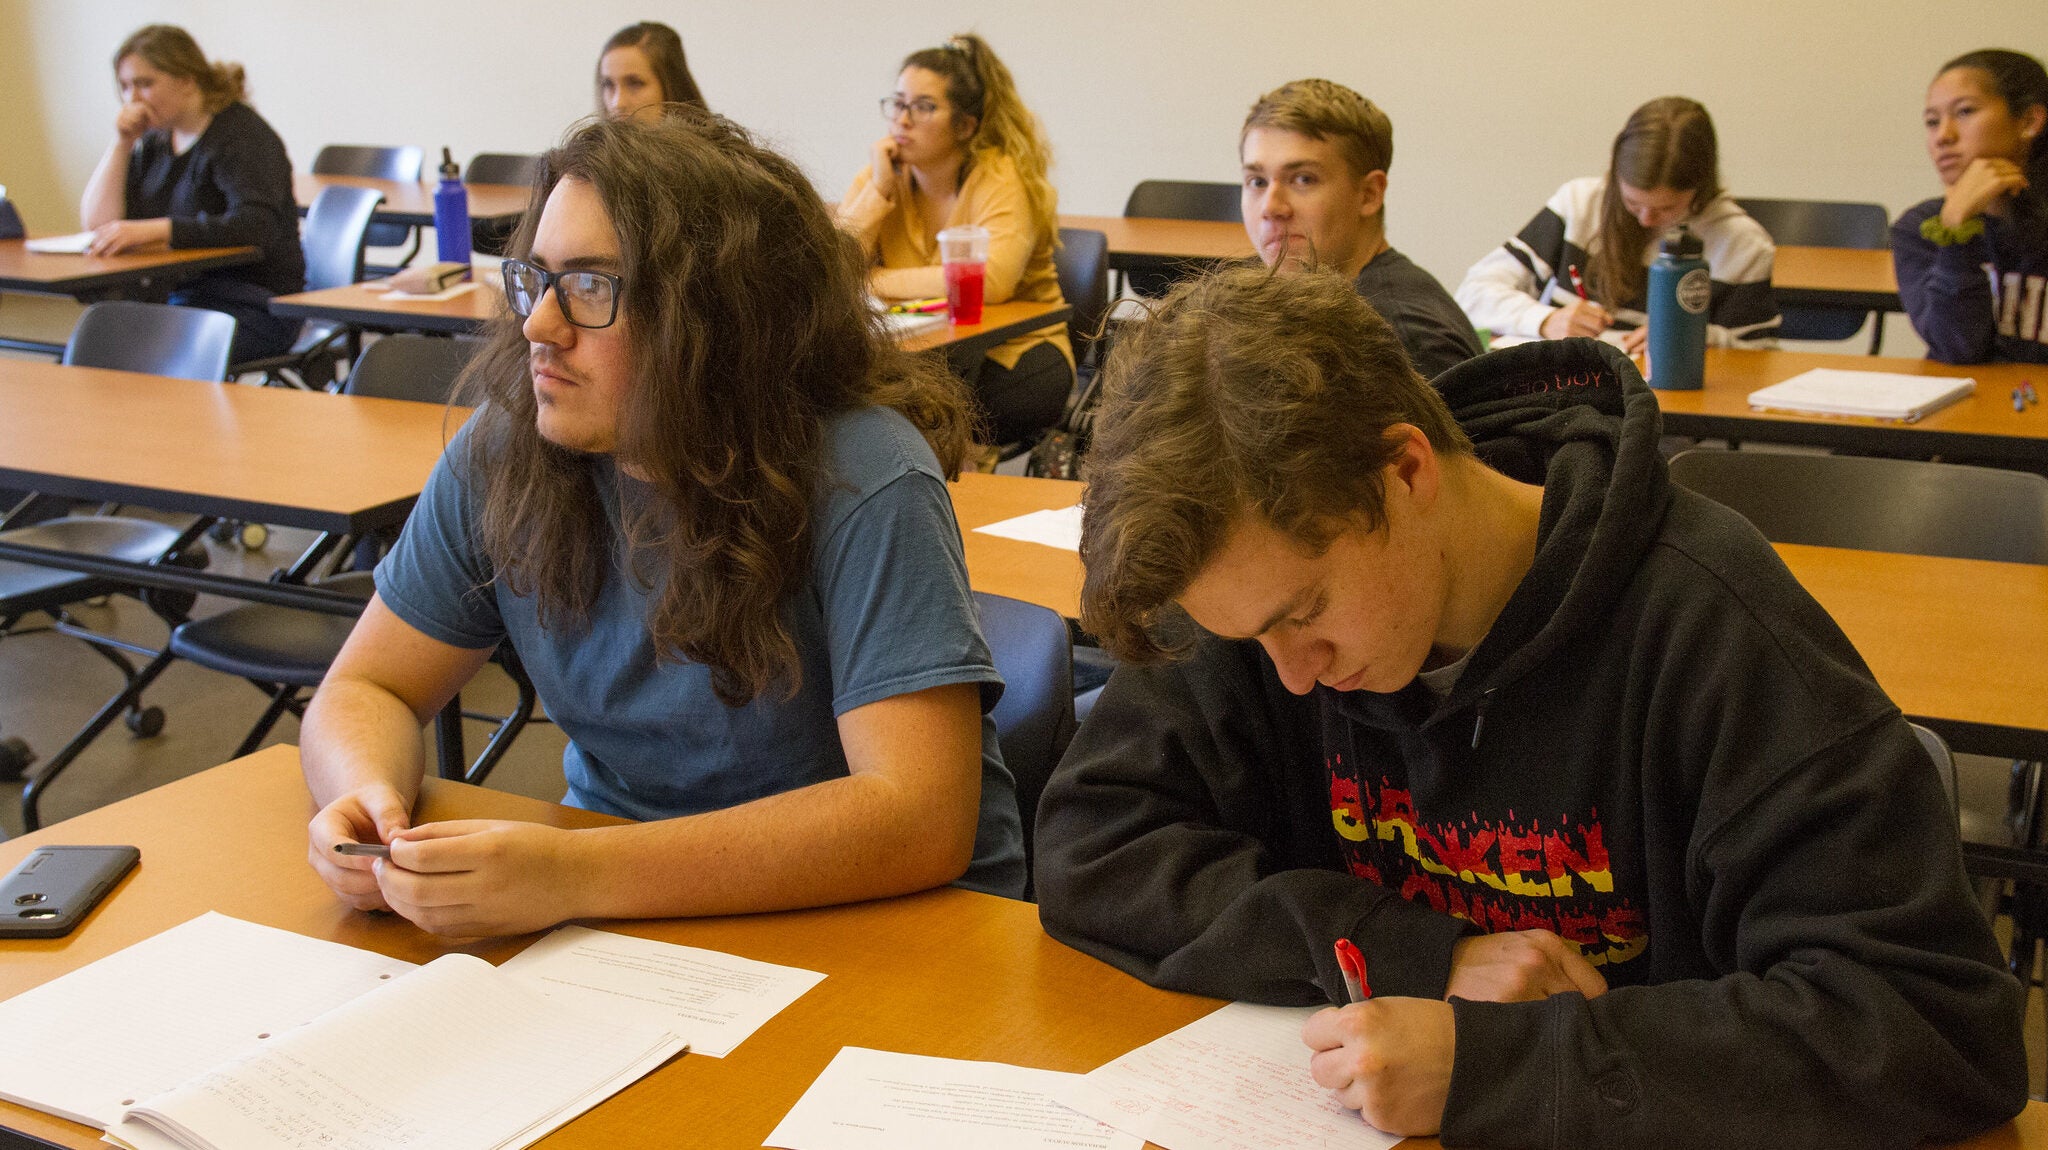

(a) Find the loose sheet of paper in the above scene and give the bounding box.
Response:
[972,504,1083,552]
[496,924,824,1058]
[1057,1002,1399,1150]
[766,1047,1143,1150]
[105,952,683,1150]
[0,912,415,1129]
[25,232,94,253]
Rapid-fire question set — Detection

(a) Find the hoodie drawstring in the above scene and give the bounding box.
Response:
[1471,688,1496,750]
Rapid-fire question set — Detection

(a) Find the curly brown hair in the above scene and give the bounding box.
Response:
[459,113,973,705]
[1079,264,1472,662]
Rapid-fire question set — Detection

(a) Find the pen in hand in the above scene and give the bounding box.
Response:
[1566,264,1590,302]
[1334,938,1371,1005]
[333,842,392,859]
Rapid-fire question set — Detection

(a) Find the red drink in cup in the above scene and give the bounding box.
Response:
[945,261,985,325]
[937,225,990,325]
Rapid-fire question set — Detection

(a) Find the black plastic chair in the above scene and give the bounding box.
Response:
[1121,180,1243,299]
[3,302,234,824]
[465,153,541,256]
[1736,197,1890,352]
[164,336,529,783]
[313,144,425,271]
[973,591,1074,898]
[1027,228,1113,479]
[232,184,385,390]
[1665,449,2048,563]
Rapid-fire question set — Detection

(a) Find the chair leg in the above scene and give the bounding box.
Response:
[233,685,304,759]
[1865,311,1884,356]
[20,648,178,832]
[433,694,467,780]
[462,674,538,787]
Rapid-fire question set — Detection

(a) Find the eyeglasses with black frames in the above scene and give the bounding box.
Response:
[879,96,942,124]
[500,258,623,329]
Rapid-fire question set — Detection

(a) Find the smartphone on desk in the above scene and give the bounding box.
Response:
[0,845,139,938]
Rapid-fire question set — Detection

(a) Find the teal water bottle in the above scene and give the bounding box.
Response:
[433,147,471,265]
[1645,225,1708,391]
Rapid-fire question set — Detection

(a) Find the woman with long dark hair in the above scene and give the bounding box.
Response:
[595,21,706,121]
[79,24,303,360]
[1894,49,2048,363]
[1455,97,1779,352]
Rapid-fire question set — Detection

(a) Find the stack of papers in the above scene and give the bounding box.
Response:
[1747,368,1976,422]
[24,232,94,254]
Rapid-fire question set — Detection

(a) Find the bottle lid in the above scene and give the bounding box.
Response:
[440,146,460,180]
[1659,224,1703,259]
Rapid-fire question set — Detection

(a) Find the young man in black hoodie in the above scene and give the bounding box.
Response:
[1034,264,2026,1148]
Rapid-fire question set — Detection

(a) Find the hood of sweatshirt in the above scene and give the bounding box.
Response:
[1335,337,1671,733]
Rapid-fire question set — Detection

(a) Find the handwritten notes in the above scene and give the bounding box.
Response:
[497,924,824,1057]
[1057,1003,1399,1150]
[767,1047,1142,1150]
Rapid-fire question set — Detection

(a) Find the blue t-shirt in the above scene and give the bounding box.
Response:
[375,405,1025,897]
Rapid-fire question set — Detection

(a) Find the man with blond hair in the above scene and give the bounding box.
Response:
[1239,78,1479,378]
[1033,265,2024,1147]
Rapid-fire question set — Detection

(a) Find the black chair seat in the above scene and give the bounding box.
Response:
[0,518,195,613]
[167,572,374,688]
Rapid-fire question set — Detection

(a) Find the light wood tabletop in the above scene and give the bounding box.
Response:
[269,278,501,334]
[0,358,461,534]
[7,748,2048,1149]
[1059,214,1253,268]
[0,747,1222,1150]
[947,473,2046,753]
[896,298,1072,357]
[294,172,531,227]
[0,238,260,298]
[1772,244,1899,307]
[1654,348,2048,467]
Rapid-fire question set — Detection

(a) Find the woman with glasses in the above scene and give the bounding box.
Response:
[838,33,1071,454]
[298,114,1026,938]
[1894,49,2048,364]
[595,21,706,122]
[78,24,303,360]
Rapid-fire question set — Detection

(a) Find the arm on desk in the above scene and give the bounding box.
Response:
[376,681,986,937]
[300,594,494,911]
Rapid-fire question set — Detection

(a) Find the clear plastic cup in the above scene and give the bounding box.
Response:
[937,225,990,325]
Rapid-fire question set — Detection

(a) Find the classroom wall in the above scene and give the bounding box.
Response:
[5,0,2046,347]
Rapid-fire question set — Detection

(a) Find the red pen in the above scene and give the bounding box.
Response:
[1333,938,1371,1004]
[1566,264,1589,301]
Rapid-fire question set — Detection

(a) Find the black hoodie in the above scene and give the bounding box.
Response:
[1034,339,2026,1149]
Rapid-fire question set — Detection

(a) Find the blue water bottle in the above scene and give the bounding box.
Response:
[1645,225,1708,391]
[433,147,471,266]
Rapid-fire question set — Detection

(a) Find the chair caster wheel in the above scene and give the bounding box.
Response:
[239,522,269,550]
[126,706,165,738]
[0,737,34,782]
[207,520,236,544]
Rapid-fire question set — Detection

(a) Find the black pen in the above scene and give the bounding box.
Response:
[333,842,391,859]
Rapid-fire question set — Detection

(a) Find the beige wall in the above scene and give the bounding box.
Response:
[6,0,2046,343]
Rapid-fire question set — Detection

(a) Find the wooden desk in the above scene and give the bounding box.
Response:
[897,299,1072,358]
[1656,349,2048,470]
[270,279,499,335]
[1772,245,1900,312]
[0,747,1220,1150]
[951,471,1085,617]
[0,239,263,355]
[1059,214,1253,271]
[0,359,457,538]
[7,748,2048,1150]
[294,173,531,228]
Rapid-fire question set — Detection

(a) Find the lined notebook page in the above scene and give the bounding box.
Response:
[0,912,415,1129]
[109,953,684,1150]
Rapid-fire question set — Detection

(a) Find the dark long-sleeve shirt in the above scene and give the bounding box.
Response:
[125,101,304,297]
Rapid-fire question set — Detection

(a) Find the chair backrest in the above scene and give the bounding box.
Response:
[300,184,385,291]
[1736,198,1889,251]
[973,591,1074,885]
[465,152,542,187]
[1054,227,1111,368]
[313,145,424,250]
[1908,721,1960,829]
[1124,179,1243,223]
[1736,198,1891,341]
[343,334,477,404]
[62,301,237,382]
[1667,449,2048,564]
[311,144,424,182]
